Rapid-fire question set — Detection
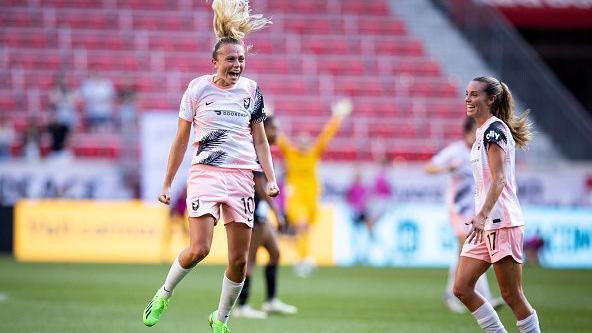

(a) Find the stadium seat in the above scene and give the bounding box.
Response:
[71,33,132,50]
[0,31,54,48]
[341,1,390,16]
[0,0,460,161]
[300,36,361,55]
[117,0,178,11]
[0,10,44,28]
[132,13,194,31]
[267,1,329,14]
[375,39,424,56]
[357,18,406,35]
[283,17,346,35]
[334,79,384,96]
[56,12,116,29]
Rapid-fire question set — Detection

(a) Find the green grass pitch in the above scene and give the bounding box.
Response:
[0,257,590,332]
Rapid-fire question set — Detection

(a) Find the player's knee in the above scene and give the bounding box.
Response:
[453,283,469,301]
[187,244,210,263]
[229,254,248,274]
[499,286,522,307]
[268,248,280,264]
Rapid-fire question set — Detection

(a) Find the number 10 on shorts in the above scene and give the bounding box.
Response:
[241,197,255,215]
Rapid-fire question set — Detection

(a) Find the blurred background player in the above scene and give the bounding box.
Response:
[524,230,545,267]
[425,117,503,313]
[454,77,541,333]
[234,114,297,319]
[368,156,393,231]
[142,1,277,333]
[277,98,353,277]
[346,169,372,234]
[160,185,189,262]
[0,114,15,160]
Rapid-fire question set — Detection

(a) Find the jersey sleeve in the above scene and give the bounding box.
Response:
[250,86,267,123]
[178,83,196,122]
[431,144,456,168]
[483,121,508,152]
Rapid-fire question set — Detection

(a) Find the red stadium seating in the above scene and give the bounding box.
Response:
[1,0,462,161]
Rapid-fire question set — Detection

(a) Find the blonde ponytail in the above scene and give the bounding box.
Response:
[498,82,532,149]
[211,0,271,40]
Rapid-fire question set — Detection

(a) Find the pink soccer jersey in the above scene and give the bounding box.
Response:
[470,116,525,230]
[179,74,266,170]
[431,140,475,219]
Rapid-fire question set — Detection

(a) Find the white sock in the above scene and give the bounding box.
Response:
[216,274,244,323]
[159,256,192,299]
[472,302,508,333]
[475,273,494,301]
[445,255,458,297]
[517,311,541,333]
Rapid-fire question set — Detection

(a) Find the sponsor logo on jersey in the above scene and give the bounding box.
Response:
[486,130,501,141]
[213,110,249,117]
[243,97,251,109]
[205,101,215,106]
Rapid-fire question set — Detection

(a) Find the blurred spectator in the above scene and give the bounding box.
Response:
[346,169,373,234]
[0,114,15,160]
[117,78,140,197]
[368,157,394,224]
[524,230,545,267]
[22,118,41,162]
[48,74,77,155]
[118,78,138,131]
[586,175,592,206]
[80,70,115,131]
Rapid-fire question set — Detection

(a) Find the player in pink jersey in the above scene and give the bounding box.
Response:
[453,77,540,333]
[425,117,502,314]
[142,1,277,332]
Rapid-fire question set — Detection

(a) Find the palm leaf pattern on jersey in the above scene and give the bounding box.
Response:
[196,130,228,156]
[198,150,227,166]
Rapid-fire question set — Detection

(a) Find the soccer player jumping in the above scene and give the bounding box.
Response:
[142,1,275,332]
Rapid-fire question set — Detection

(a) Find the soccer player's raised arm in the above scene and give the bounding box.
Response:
[312,98,352,155]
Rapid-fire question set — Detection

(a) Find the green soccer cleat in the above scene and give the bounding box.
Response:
[143,292,169,327]
[208,311,231,333]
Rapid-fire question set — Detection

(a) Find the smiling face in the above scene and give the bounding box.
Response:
[212,42,245,87]
[465,80,495,120]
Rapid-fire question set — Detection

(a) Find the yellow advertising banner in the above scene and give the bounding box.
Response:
[14,200,169,263]
[15,200,335,266]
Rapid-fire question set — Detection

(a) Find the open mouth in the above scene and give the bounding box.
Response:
[229,71,241,80]
[466,105,476,111]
